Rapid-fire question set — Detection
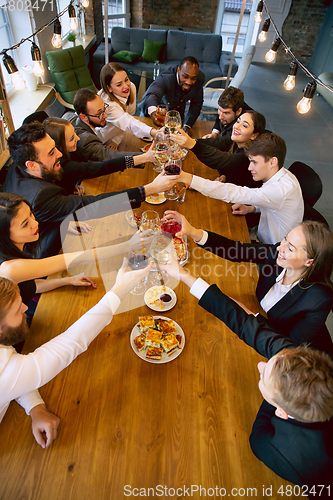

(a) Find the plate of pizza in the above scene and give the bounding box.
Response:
[130,315,185,364]
[172,235,188,266]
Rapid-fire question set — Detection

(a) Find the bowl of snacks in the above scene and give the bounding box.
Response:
[126,209,143,229]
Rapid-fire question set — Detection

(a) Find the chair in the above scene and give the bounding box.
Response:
[289,161,322,207]
[303,205,329,227]
[45,45,97,110]
[201,45,255,114]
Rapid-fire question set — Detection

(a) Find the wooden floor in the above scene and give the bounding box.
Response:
[0,120,293,499]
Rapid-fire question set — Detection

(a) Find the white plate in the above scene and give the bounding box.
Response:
[130,316,185,364]
[144,286,177,312]
[145,193,166,204]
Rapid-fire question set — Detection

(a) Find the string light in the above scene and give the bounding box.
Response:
[81,0,89,7]
[2,53,26,90]
[52,18,62,48]
[265,38,281,63]
[297,81,316,114]
[284,62,298,91]
[258,18,270,42]
[68,3,78,31]
[254,1,264,23]
[31,42,44,77]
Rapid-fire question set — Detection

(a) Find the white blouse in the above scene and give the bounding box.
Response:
[96,82,153,145]
[260,268,300,312]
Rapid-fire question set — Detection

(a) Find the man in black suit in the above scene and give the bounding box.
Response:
[4,122,177,257]
[161,258,333,496]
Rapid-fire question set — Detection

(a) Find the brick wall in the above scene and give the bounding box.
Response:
[277,0,328,64]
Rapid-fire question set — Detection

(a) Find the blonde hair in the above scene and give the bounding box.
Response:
[100,62,134,112]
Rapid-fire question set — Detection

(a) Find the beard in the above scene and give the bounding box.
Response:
[88,116,106,128]
[0,314,29,346]
[40,162,64,183]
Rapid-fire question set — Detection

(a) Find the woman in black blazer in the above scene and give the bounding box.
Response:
[164,211,333,356]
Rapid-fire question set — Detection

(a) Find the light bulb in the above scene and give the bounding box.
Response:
[11,71,26,90]
[284,75,296,91]
[32,60,44,77]
[265,49,276,63]
[258,30,267,42]
[69,17,78,31]
[52,33,62,48]
[297,97,312,114]
[254,11,262,23]
[82,0,89,7]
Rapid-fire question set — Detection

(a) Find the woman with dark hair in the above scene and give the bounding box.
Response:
[43,117,79,160]
[163,210,333,357]
[97,62,158,147]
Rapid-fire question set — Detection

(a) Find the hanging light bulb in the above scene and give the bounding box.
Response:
[68,3,78,31]
[258,18,270,42]
[52,18,62,48]
[31,42,44,77]
[82,0,89,7]
[2,53,26,90]
[283,62,298,91]
[254,0,264,23]
[265,38,281,63]
[297,81,316,114]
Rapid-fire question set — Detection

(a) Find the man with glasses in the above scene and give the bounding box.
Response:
[68,88,138,162]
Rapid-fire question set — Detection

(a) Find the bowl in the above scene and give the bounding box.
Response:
[126,209,143,229]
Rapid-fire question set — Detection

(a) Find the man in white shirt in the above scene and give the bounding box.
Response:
[175,132,304,244]
[0,260,150,449]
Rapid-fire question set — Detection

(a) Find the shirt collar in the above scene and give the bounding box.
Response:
[276,268,300,289]
[264,167,286,185]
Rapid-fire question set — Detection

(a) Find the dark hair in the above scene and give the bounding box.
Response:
[44,117,71,159]
[7,122,46,170]
[0,193,40,263]
[179,56,199,69]
[244,132,286,168]
[100,62,134,112]
[300,220,333,289]
[218,86,244,113]
[73,88,98,116]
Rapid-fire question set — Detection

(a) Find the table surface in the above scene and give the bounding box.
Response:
[0,119,291,499]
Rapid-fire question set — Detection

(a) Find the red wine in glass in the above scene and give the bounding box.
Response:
[161,221,182,237]
[128,254,149,270]
[165,163,181,175]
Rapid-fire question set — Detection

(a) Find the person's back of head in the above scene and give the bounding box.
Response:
[44,117,70,159]
[300,220,333,289]
[244,132,286,168]
[272,346,333,423]
[73,88,98,116]
[218,86,244,113]
[8,122,46,170]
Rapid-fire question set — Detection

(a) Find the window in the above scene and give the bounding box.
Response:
[101,0,130,38]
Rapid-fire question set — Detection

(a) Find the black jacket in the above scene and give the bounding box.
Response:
[141,65,205,128]
[4,157,142,257]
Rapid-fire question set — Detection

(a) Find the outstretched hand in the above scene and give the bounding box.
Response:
[30,404,60,449]
[69,273,97,288]
[170,127,196,149]
[161,210,194,238]
[112,257,152,300]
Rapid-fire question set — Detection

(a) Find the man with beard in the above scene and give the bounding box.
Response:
[0,262,150,448]
[4,122,178,257]
[70,88,138,161]
[141,56,205,133]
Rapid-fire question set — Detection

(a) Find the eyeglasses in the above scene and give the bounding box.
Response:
[86,103,109,119]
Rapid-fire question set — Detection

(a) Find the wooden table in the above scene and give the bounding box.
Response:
[0,120,292,499]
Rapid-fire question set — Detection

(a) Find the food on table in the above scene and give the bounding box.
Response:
[133,333,146,351]
[157,318,177,335]
[139,315,155,332]
[172,236,187,262]
[145,193,166,204]
[146,346,164,360]
[145,285,172,309]
[134,317,182,359]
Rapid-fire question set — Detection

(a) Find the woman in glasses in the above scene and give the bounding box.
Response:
[97,62,158,148]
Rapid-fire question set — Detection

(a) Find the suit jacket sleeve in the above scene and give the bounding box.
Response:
[191,140,246,176]
[142,73,171,115]
[184,72,205,128]
[198,284,295,359]
[61,156,127,185]
[76,134,117,162]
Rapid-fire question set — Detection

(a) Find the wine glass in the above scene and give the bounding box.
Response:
[127,242,150,295]
[163,159,182,200]
[140,210,161,235]
[153,131,171,173]
[155,104,168,126]
[161,216,182,238]
[149,233,172,286]
[165,110,181,134]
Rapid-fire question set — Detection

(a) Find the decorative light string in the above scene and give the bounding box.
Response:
[255,0,333,114]
[1,0,88,90]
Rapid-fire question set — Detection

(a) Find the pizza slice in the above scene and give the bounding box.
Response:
[146,346,163,360]
[139,315,155,332]
[134,333,146,352]
[158,319,177,335]
[161,334,180,356]
[145,328,162,347]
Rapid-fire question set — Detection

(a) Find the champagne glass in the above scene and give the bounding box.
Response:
[149,233,172,286]
[161,215,182,238]
[165,110,181,134]
[140,210,161,235]
[164,159,182,200]
[153,131,171,173]
[155,104,168,126]
[128,242,150,295]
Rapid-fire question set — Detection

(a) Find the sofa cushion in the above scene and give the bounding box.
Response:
[110,27,168,61]
[112,50,141,63]
[141,39,166,62]
[166,30,222,65]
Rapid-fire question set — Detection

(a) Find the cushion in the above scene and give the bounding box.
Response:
[112,50,141,63]
[141,39,166,63]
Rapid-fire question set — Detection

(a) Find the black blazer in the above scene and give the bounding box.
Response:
[199,231,333,357]
[4,158,142,257]
[199,284,333,492]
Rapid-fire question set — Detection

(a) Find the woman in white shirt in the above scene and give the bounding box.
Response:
[162,210,333,357]
[97,62,158,147]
